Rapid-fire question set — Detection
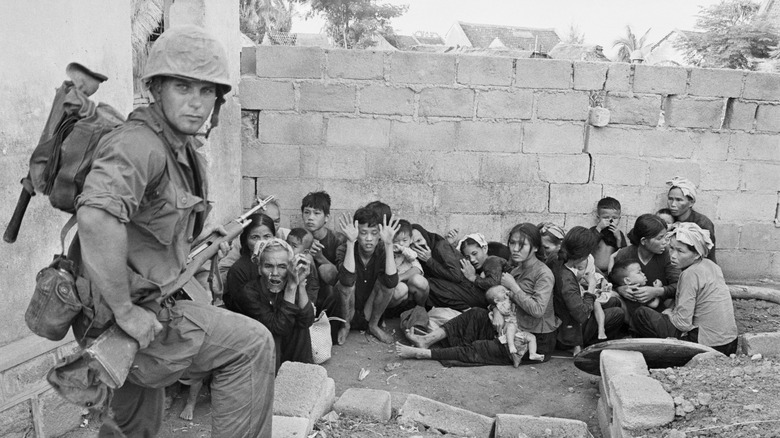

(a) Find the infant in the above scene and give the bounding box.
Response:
[486,285,545,367]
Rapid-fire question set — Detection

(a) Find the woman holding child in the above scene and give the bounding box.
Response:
[633,223,737,354]
[396,223,558,366]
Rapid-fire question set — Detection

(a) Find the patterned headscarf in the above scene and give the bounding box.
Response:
[538,222,566,240]
[251,238,294,265]
[667,176,697,202]
[672,222,713,258]
[457,233,488,252]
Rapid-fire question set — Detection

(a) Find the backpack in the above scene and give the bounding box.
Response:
[28,81,125,214]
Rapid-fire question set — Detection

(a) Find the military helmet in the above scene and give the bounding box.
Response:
[142,25,231,93]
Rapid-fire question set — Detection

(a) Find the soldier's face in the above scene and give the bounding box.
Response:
[157,78,217,135]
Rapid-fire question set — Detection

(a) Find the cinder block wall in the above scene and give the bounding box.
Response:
[239,46,780,282]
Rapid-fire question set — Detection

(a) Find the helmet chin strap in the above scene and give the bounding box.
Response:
[204,90,226,139]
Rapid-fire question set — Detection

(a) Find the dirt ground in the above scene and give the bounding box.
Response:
[62,297,780,438]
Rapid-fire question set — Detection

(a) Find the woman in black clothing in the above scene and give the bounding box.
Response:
[223,213,275,307]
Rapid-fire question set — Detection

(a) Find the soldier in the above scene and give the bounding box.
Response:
[73,25,274,437]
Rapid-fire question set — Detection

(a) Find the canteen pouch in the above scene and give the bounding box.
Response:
[25,256,82,341]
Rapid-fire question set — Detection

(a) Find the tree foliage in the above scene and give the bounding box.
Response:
[564,23,585,45]
[298,0,408,49]
[241,0,296,44]
[675,0,779,70]
[612,26,652,62]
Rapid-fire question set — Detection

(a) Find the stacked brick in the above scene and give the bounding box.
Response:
[240,46,780,282]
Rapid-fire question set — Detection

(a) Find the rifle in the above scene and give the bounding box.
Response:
[84,195,275,389]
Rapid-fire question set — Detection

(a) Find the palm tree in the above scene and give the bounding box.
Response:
[131,0,164,94]
[240,0,297,44]
[612,26,653,62]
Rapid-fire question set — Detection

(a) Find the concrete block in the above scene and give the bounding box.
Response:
[523,121,584,154]
[419,87,474,117]
[605,63,631,92]
[359,84,415,116]
[742,162,780,191]
[740,332,780,357]
[242,143,300,178]
[689,68,745,97]
[241,110,259,139]
[538,154,590,184]
[326,49,384,80]
[390,120,458,150]
[0,400,33,438]
[241,177,256,209]
[457,121,522,152]
[299,82,355,112]
[240,79,295,111]
[605,93,662,126]
[550,183,603,213]
[398,394,494,437]
[755,104,780,133]
[537,91,590,121]
[730,133,780,162]
[633,64,687,95]
[574,61,609,90]
[717,193,777,221]
[430,151,481,182]
[600,185,661,218]
[258,113,323,145]
[313,377,336,426]
[389,51,456,84]
[700,162,741,191]
[373,182,437,214]
[390,391,409,414]
[639,130,696,159]
[447,214,504,241]
[597,397,613,438]
[320,180,375,210]
[272,416,310,438]
[256,46,322,79]
[586,126,643,156]
[664,97,725,129]
[690,131,730,161]
[515,59,573,89]
[479,153,539,183]
[274,362,332,434]
[0,352,57,400]
[490,182,550,214]
[301,147,365,180]
[743,71,780,100]
[326,117,391,148]
[334,388,392,421]
[610,374,674,430]
[592,156,648,186]
[457,55,513,86]
[719,250,774,280]
[241,45,257,75]
[494,414,590,438]
[725,100,757,130]
[436,183,493,214]
[717,223,741,249]
[600,350,649,408]
[38,387,83,437]
[476,89,534,119]
[365,150,433,181]
[254,179,314,212]
[647,160,700,188]
[565,213,599,230]
[739,223,780,251]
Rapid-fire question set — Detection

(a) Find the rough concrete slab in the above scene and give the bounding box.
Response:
[271,415,309,438]
[273,362,330,434]
[390,391,409,414]
[494,413,591,438]
[600,350,648,408]
[610,374,675,430]
[312,377,336,427]
[398,394,494,437]
[597,397,612,438]
[739,332,780,357]
[334,388,392,421]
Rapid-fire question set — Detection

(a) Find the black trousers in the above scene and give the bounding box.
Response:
[430,308,556,366]
[633,306,738,356]
[582,297,625,347]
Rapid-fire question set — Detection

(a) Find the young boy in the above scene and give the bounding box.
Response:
[337,208,400,344]
[485,285,544,366]
[610,259,660,309]
[576,255,616,342]
[287,228,320,305]
[591,197,628,272]
[389,220,429,308]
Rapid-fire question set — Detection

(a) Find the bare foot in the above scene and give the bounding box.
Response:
[395,342,431,359]
[337,322,350,345]
[598,331,607,340]
[528,353,545,361]
[368,324,394,344]
[572,346,582,356]
[179,380,202,420]
[512,353,522,368]
[404,329,428,349]
[180,402,195,421]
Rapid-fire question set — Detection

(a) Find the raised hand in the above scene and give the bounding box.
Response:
[445,228,459,246]
[411,241,432,262]
[338,213,359,243]
[500,272,518,292]
[460,259,477,282]
[378,215,401,246]
[310,239,326,262]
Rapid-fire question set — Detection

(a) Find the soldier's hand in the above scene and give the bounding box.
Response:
[115,305,163,349]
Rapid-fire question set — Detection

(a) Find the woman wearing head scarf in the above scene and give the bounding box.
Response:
[667,176,717,263]
[225,238,316,370]
[633,223,737,355]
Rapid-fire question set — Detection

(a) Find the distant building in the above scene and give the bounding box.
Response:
[445,21,560,53]
[548,43,609,62]
[387,31,445,51]
[643,30,700,66]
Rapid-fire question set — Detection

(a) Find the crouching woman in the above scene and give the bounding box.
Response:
[633,223,738,355]
[225,238,315,370]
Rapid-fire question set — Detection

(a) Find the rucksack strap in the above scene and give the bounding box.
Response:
[60,215,78,256]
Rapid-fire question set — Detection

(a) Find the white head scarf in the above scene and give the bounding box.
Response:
[672,222,713,258]
[251,238,295,266]
[667,176,698,202]
[457,233,488,253]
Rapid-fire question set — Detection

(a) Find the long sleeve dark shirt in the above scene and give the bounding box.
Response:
[548,257,595,347]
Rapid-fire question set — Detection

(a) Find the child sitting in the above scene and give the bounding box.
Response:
[389,220,429,308]
[576,255,617,342]
[538,222,566,262]
[287,228,321,306]
[591,197,628,272]
[610,259,660,309]
[485,285,545,367]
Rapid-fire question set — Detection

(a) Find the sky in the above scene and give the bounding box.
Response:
[290,0,735,57]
